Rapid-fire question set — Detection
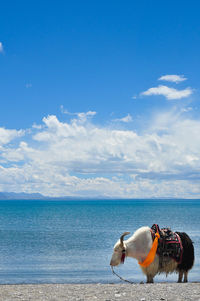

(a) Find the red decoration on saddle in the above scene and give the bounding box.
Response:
[151,224,183,264]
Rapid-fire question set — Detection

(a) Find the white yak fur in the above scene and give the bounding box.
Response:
[110,226,178,283]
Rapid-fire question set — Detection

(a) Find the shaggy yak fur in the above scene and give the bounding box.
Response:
[176,231,194,282]
[110,226,194,283]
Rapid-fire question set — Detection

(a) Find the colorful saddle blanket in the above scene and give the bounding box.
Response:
[151,224,183,264]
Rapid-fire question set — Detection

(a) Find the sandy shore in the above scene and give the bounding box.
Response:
[0,283,200,301]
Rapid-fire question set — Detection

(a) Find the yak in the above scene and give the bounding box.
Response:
[110,225,194,283]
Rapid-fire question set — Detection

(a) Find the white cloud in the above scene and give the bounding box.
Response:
[141,85,192,100]
[61,107,96,123]
[1,110,200,198]
[32,123,42,129]
[158,75,187,83]
[0,42,3,53]
[76,111,96,122]
[0,127,24,146]
[113,114,133,123]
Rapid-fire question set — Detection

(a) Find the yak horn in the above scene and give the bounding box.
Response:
[120,232,130,246]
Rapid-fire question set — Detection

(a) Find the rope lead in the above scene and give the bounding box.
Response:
[111,266,135,284]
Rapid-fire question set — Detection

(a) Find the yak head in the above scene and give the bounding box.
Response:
[110,232,130,266]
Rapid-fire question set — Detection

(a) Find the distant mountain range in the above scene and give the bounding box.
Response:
[0,192,48,200]
[0,191,110,200]
[0,192,192,201]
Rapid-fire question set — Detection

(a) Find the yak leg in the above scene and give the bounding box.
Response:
[183,272,188,283]
[178,271,183,283]
[147,275,154,283]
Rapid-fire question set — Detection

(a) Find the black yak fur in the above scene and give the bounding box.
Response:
[176,231,194,282]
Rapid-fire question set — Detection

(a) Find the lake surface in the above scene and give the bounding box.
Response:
[0,199,199,284]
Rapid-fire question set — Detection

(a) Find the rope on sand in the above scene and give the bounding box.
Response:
[111,266,135,284]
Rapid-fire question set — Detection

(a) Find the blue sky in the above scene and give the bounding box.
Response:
[1,1,200,198]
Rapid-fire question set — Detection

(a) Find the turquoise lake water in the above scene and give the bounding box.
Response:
[0,199,199,284]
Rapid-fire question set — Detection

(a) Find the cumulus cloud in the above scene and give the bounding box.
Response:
[141,85,192,100]
[0,42,3,53]
[0,110,200,198]
[60,106,96,123]
[158,74,187,83]
[113,114,133,123]
[0,127,24,146]
[76,111,96,122]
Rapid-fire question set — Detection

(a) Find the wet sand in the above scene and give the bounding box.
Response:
[0,283,199,301]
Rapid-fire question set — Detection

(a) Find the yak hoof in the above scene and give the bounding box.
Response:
[147,276,154,283]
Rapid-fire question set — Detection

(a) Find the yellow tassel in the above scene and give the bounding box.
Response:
[138,232,160,268]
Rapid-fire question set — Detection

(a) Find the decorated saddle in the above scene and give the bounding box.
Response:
[151,224,183,264]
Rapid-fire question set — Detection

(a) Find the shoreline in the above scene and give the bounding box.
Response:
[0,283,199,300]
